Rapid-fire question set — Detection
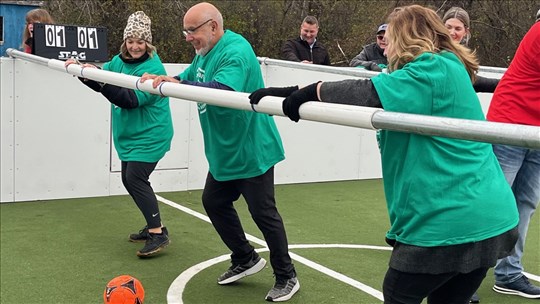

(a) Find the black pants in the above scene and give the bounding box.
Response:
[121,161,161,228]
[383,267,489,304]
[202,167,295,279]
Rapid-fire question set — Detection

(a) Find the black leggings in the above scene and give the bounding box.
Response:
[383,267,489,304]
[121,161,161,228]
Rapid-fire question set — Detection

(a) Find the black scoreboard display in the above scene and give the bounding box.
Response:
[32,23,108,62]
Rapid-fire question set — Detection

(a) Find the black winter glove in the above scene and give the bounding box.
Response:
[249,86,299,104]
[78,77,104,92]
[369,62,383,72]
[282,82,320,122]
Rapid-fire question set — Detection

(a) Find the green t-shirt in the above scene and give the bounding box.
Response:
[371,52,518,247]
[104,52,173,162]
[180,30,284,181]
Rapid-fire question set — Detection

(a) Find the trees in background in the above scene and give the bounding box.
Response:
[44,0,538,67]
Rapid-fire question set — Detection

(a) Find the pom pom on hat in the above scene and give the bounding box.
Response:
[123,11,152,43]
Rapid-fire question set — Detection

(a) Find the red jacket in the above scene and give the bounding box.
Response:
[487,22,540,126]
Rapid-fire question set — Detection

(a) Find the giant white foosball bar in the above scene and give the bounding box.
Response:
[7,48,540,149]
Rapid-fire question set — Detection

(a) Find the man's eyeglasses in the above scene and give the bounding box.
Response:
[182,19,213,37]
[377,35,385,40]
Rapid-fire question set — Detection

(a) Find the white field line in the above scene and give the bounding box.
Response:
[524,272,540,283]
[157,195,540,303]
[156,195,385,303]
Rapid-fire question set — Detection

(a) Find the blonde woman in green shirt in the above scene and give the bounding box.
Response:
[66,11,173,258]
[250,5,518,304]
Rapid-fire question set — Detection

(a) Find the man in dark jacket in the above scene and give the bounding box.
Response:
[281,16,331,65]
[349,24,388,71]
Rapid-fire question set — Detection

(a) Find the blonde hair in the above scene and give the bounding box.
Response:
[119,40,157,59]
[386,5,478,82]
[22,9,54,48]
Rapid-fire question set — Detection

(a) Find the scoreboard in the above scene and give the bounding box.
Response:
[32,23,108,62]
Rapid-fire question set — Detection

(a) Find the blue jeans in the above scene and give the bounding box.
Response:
[493,145,540,284]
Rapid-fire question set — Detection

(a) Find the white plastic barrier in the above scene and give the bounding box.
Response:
[2,50,538,203]
[0,54,382,202]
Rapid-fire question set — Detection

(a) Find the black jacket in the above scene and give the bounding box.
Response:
[281,37,331,65]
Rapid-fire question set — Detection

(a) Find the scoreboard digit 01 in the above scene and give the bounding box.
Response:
[32,23,108,62]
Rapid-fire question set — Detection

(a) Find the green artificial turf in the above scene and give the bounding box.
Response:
[1,179,538,304]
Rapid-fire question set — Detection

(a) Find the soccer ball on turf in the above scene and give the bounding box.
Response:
[103,275,145,304]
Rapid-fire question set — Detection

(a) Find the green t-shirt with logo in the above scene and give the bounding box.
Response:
[103,52,173,162]
[180,30,284,181]
[371,52,518,247]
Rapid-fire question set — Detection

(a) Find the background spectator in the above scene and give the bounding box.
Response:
[281,15,331,65]
[488,13,540,300]
[442,7,471,46]
[349,24,388,71]
[22,8,54,53]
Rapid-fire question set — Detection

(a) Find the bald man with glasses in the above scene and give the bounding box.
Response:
[141,2,299,302]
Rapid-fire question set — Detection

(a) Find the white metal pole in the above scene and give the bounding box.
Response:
[7,48,540,149]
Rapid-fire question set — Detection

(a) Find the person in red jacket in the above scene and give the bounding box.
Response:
[486,14,540,300]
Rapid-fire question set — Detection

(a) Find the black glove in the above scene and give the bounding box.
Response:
[78,77,104,92]
[369,62,383,72]
[249,86,299,104]
[282,82,320,122]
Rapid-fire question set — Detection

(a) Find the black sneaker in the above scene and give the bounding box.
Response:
[217,256,267,285]
[129,226,149,243]
[136,232,170,257]
[129,226,168,243]
[493,275,540,299]
[265,276,300,302]
[470,291,480,303]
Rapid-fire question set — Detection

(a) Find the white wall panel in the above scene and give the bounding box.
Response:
[0,57,503,203]
[0,58,15,202]
[12,60,111,201]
